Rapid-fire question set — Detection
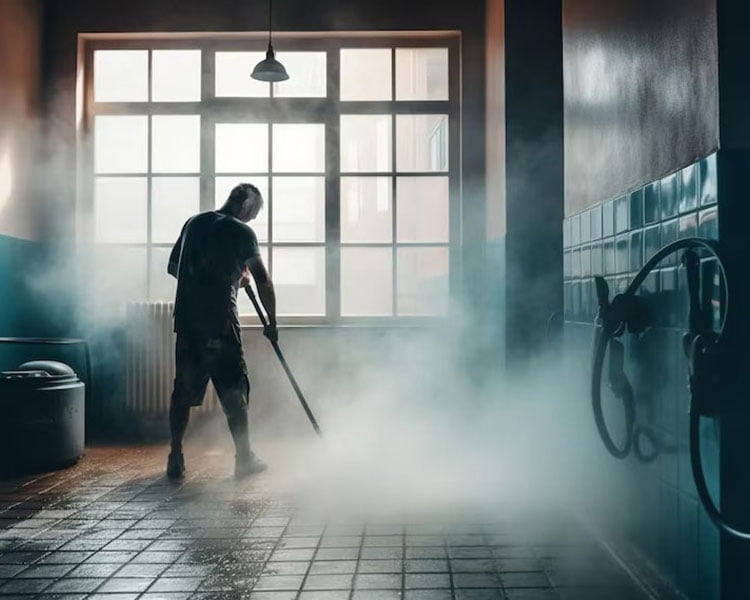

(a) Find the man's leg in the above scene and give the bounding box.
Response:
[168,335,209,479]
[212,338,266,477]
[169,401,191,455]
[214,372,252,458]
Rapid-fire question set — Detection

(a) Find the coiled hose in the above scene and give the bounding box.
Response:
[591,237,750,539]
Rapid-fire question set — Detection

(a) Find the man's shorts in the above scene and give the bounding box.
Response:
[171,330,249,413]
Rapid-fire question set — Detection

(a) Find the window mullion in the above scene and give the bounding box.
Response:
[391,48,398,317]
[146,51,153,300]
[200,44,215,214]
[326,48,341,322]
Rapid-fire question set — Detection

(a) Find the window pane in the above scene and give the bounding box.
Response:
[341,177,392,243]
[340,49,392,101]
[273,52,326,97]
[152,177,200,243]
[273,177,325,242]
[150,247,177,302]
[273,247,326,316]
[395,48,449,101]
[216,124,268,173]
[215,52,270,97]
[94,50,148,102]
[397,247,449,316]
[340,115,392,173]
[396,176,449,242]
[94,177,147,243]
[272,124,325,173]
[95,116,148,174]
[214,177,269,242]
[237,246,269,315]
[152,50,201,102]
[396,114,449,172]
[152,115,200,173]
[341,247,393,316]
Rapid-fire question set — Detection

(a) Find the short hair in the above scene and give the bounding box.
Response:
[226,183,263,212]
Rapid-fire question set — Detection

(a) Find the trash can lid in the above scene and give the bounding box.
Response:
[0,361,81,388]
[17,361,76,376]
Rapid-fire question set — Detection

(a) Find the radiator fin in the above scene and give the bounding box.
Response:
[125,302,219,416]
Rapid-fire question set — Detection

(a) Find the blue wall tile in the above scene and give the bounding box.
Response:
[591,242,603,276]
[661,219,678,265]
[591,204,602,240]
[644,181,660,224]
[581,244,591,277]
[615,194,629,233]
[680,163,698,214]
[700,154,717,206]
[679,213,698,239]
[629,230,643,272]
[603,237,615,274]
[580,209,591,243]
[699,207,718,240]
[603,199,615,237]
[572,247,581,278]
[630,188,644,229]
[615,234,629,273]
[571,212,581,246]
[644,225,661,262]
[660,173,680,220]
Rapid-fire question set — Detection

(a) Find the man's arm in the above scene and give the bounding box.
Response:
[247,255,277,339]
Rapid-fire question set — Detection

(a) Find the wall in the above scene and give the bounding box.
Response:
[563,0,718,215]
[482,0,505,365]
[0,0,43,241]
[563,0,723,597]
[504,0,563,364]
[563,157,720,599]
[0,0,61,370]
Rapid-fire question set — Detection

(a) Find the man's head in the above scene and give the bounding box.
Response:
[221,183,263,222]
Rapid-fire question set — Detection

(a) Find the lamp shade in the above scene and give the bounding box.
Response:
[251,45,289,82]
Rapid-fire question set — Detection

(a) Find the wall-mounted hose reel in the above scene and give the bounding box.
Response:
[590,237,750,540]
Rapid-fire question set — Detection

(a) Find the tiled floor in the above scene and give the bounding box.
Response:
[0,445,651,600]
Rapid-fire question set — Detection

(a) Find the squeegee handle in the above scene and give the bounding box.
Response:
[269,341,322,435]
[244,285,270,328]
[243,285,322,436]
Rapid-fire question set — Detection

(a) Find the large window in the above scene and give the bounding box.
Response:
[82,34,459,322]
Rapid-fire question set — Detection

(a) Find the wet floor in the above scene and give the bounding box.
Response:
[0,445,651,600]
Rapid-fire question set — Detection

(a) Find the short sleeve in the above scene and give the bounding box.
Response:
[243,225,261,262]
[168,220,188,275]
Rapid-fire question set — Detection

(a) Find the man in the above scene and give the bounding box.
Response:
[166,183,277,480]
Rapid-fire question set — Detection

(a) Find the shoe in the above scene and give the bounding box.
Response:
[235,451,267,479]
[166,452,185,480]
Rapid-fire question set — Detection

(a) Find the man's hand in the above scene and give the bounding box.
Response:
[239,265,251,288]
[263,323,278,344]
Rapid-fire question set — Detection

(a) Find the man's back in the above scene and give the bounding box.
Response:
[170,210,260,338]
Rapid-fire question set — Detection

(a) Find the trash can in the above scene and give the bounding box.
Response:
[0,361,85,475]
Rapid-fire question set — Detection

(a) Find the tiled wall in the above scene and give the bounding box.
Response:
[562,154,721,599]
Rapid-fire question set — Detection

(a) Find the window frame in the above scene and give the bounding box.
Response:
[79,31,461,325]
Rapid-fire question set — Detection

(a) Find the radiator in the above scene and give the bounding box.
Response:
[125,302,219,416]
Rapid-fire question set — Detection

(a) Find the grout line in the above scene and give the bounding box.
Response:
[293,520,326,600]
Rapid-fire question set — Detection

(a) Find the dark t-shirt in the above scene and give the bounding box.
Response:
[169,211,260,338]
